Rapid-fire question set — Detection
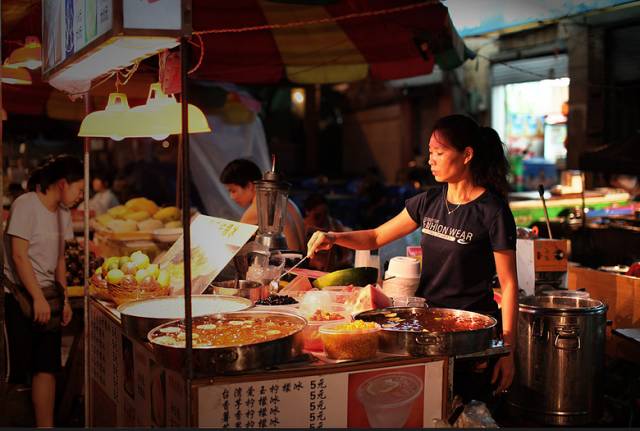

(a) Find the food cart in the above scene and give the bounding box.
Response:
[36,1,483,427]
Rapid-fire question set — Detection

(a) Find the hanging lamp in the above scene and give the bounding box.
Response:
[5,36,42,70]
[78,93,145,141]
[130,83,211,138]
[1,65,31,85]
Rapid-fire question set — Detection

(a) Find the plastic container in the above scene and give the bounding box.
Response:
[385,256,421,279]
[300,305,350,352]
[319,321,380,360]
[321,286,361,304]
[391,296,426,308]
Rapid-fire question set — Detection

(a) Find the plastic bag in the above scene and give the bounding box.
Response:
[433,399,499,428]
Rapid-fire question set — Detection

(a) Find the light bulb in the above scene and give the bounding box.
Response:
[110,135,124,141]
[152,134,169,141]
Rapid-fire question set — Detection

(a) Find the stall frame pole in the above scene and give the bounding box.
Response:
[179,36,194,426]
[83,93,92,427]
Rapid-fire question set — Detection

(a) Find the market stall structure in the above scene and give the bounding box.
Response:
[30,0,486,427]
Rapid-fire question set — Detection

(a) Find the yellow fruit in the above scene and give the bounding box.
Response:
[124,210,150,222]
[164,220,182,229]
[130,251,150,269]
[157,269,170,288]
[96,213,114,226]
[125,197,159,216]
[134,269,148,283]
[107,205,128,219]
[106,269,125,284]
[153,206,180,222]
[147,264,159,279]
[137,219,163,231]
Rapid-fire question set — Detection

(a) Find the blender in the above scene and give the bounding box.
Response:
[254,158,291,251]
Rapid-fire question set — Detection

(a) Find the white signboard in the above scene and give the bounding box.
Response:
[157,215,258,295]
[197,362,444,428]
[123,0,182,30]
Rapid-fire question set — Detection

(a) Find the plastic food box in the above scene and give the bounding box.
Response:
[300,305,350,352]
[319,321,380,360]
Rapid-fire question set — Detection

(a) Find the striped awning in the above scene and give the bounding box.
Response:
[191,0,473,84]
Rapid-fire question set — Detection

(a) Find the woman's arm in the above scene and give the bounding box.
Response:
[11,236,50,323]
[492,249,518,392]
[56,240,73,326]
[308,208,418,256]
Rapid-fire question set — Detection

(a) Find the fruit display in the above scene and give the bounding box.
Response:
[90,250,171,305]
[94,197,181,233]
[65,240,104,287]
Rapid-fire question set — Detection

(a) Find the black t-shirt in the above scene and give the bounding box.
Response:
[405,186,516,313]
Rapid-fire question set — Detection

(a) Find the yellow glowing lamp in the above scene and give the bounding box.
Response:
[1,65,32,85]
[130,83,211,138]
[5,36,42,70]
[78,93,144,141]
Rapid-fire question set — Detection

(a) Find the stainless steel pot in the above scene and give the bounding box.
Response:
[118,295,252,341]
[355,307,496,356]
[507,295,607,426]
[209,280,270,302]
[148,310,306,376]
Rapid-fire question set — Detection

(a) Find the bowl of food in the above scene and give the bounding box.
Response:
[319,320,380,360]
[300,305,350,352]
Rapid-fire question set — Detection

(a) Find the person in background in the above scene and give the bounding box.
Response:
[220,159,306,252]
[308,115,518,402]
[303,193,353,271]
[3,155,83,427]
[88,170,120,215]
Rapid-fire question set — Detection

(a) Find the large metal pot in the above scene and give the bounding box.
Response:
[148,310,306,376]
[507,295,607,426]
[355,307,496,356]
[209,280,269,302]
[118,295,253,341]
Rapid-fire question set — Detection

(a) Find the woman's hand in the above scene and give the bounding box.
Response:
[307,231,336,257]
[33,294,51,324]
[62,300,73,326]
[492,353,515,394]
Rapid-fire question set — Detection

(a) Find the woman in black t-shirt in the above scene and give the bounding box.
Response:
[308,114,518,396]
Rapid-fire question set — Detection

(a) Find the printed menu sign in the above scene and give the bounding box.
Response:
[157,215,258,295]
[197,362,444,428]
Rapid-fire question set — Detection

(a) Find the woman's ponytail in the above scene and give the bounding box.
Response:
[477,126,510,199]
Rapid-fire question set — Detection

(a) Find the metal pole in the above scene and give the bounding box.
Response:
[179,36,193,426]
[83,93,92,427]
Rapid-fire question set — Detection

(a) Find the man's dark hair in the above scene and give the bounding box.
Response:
[220,159,262,187]
[303,193,328,214]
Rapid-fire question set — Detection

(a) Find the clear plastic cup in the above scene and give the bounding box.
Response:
[391,296,426,308]
[356,372,424,427]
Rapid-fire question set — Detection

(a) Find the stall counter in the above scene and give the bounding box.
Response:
[88,298,453,427]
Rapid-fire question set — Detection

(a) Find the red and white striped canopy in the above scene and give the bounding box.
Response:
[191,0,472,84]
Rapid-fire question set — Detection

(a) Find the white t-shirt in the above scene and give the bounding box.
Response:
[88,189,119,215]
[3,192,74,291]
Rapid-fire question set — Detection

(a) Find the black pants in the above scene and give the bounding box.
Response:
[4,294,62,384]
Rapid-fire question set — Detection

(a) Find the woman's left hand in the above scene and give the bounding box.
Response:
[491,353,515,394]
[62,301,73,326]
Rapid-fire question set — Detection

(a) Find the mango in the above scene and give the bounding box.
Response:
[124,210,150,222]
[107,205,128,219]
[153,206,180,222]
[125,197,159,216]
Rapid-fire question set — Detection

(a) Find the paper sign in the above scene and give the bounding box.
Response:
[197,363,444,428]
[157,215,258,295]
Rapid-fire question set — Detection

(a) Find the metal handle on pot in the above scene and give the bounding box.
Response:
[210,350,239,365]
[532,317,545,338]
[554,326,581,351]
[415,334,444,345]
